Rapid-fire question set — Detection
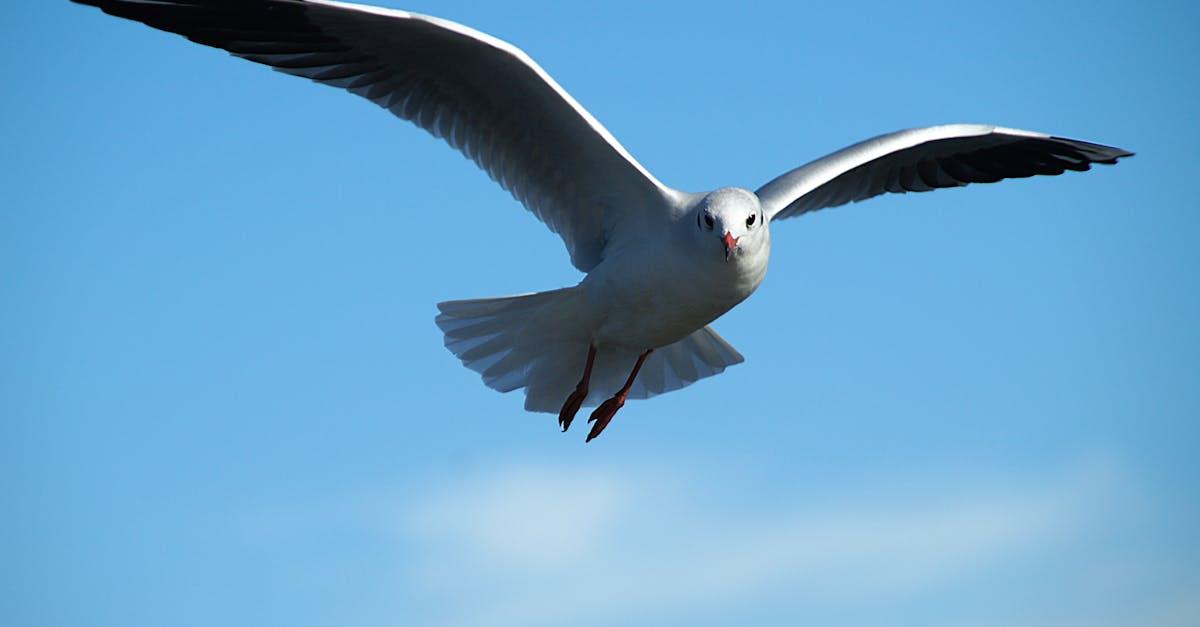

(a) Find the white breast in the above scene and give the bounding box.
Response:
[582,229,770,350]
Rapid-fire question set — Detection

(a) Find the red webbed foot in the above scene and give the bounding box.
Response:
[583,348,653,443]
[585,394,626,442]
[558,384,588,432]
[559,344,597,433]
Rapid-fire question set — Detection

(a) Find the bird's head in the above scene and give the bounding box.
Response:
[693,187,768,263]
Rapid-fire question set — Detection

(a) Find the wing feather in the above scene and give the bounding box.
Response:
[74,0,683,270]
[758,124,1132,221]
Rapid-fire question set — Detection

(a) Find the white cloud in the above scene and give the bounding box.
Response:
[398,457,1126,626]
[408,466,627,575]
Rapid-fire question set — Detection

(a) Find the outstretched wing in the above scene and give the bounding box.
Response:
[757,124,1132,222]
[75,0,683,271]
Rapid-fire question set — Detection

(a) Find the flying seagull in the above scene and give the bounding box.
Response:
[75,0,1133,441]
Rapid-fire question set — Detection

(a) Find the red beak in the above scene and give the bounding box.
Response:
[722,231,740,261]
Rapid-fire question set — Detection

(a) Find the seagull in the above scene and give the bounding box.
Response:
[76,0,1133,441]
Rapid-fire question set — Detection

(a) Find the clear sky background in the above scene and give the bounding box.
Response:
[3,1,1197,625]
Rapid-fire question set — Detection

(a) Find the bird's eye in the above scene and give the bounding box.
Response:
[704,214,715,230]
[746,213,756,228]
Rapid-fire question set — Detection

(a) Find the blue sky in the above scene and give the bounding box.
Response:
[3,1,1198,625]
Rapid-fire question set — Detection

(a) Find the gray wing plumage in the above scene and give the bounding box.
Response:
[757,124,1133,222]
[75,0,682,271]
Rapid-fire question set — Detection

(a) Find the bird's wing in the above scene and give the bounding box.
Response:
[756,124,1133,222]
[76,0,684,271]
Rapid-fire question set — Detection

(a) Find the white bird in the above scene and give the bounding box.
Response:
[76,0,1133,441]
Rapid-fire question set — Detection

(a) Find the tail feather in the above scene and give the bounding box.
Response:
[627,326,744,400]
[436,287,745,413]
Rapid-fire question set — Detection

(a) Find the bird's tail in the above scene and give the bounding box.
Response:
[436,287,745,413]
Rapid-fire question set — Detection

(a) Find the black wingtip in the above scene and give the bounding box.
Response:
[1050,136,1135,163]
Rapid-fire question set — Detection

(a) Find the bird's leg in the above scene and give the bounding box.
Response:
[558,344,597,432]
[586,349,653,443]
